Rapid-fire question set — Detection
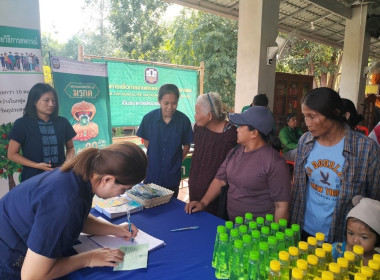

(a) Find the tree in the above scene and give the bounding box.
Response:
[41,32,64,66]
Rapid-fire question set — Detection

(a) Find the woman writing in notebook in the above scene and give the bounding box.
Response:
[0,142,147,279]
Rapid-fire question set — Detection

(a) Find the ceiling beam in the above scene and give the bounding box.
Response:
[308,0,352,19]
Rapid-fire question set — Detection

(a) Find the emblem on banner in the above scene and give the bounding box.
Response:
[145,67,158,84]
[51,58,60,69]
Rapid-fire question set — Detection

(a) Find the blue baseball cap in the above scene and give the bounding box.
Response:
[229,106,274,136]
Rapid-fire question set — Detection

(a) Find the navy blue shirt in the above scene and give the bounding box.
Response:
[9,116,76,181]
[0,169,93,278]
[137,109,193,189]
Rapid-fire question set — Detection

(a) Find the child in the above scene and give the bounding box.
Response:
[332,196,380,265]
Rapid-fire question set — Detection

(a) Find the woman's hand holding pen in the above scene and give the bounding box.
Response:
[113,223,138,241]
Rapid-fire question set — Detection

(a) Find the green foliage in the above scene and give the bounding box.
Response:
[0,123,22,179]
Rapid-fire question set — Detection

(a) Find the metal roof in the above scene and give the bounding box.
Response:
[164,0,380,59]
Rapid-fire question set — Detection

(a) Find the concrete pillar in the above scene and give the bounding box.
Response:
[339,5,370,111]
[234,0,280,112]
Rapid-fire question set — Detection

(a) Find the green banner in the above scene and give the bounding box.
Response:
[0,26,41,49]
[51,56,112,154]
[93,60,198,126]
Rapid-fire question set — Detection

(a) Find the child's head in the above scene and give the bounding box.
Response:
[346,196,380,253]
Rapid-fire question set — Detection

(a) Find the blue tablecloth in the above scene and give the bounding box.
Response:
[64,199,225,280]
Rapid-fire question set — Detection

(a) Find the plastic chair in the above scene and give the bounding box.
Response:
[355,125,369,136]
[279,150,295,168]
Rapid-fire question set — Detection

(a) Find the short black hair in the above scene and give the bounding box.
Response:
[286,113,297,124]
[158,84,180,101]
[253,94,268,107]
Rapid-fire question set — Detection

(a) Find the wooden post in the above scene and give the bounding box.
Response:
[78,45,84,62]
[199,61,204,94]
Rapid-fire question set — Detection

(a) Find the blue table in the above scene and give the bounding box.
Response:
[64,199,225,280]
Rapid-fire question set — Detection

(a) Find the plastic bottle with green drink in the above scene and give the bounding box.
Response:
[268,236,278,261]
[338,257,349,280]
[278,251,290,280]
[368,260,380,280]
[329,262,342,279]
[353,273,367,280]
[360,266,373,280]
[225,221,234,236]
[242,234,252,274]
[321,271,335,280]
[269,260,282,280]
[315,232,325,248]
[251,230,261,251]
[289,246,299,269]
[271,222,280,237]
[291,267,304,280]
[229,229,240,265]
[239,224,248,238]
[248,250,260,280]
[215,233,230,279]
[353,245,364,273]
[248,221,257,235]
[298,241,309,260]
[279,218,288,232]
[244,212,253,225]
[230,239,245,280]
[261,226,270,242]
[266,213,274,227]
[307,255,319,280]
[257,217,265,232]
[307,236,317,255]
[212,225,226,268]
[291,224,301,246]
[276,232,286,252]
[323,243,333,264]
[315,248,327,273]
[285,228,295,250]
[259,241,270,280]
[297,259,308,279]
[344,251,355,280]
[235,216,244,229]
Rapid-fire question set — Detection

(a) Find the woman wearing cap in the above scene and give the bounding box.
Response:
[291,87,380,243]
[185,106,291,222]
[279,113,304,161]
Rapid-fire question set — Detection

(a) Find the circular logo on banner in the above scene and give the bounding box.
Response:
[52,59,60,69]
[145,67,158,84]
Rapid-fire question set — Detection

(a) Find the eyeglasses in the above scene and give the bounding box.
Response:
[207,93,215,113]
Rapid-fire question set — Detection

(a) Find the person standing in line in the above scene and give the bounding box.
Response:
[8,83,76,182]
[137,84,193,198]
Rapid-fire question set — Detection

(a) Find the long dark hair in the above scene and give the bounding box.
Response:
[248,126,282,152]
[24,83,59,119]
[341,98,364,129]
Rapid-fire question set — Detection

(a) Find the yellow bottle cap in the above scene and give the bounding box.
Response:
[292,267,304,279]
[315,248,326,258]
[308,236,317,246]
[353,245,364,255]
[322,243,332,252]
[279,251,290,261]
[298,241,308,251]
[361,266,373,277]
[354,273,367,280]
[297,259,308,270]
[270,260,281,271]
[321,271,334,280]
[337,257,348,268]
[307,254,318,265]
[344,250,355,261]
[373,254,380,262]
[289,246,299,256]
[329,262,341,274]
[368,259,380,270]
[315,232,325,241]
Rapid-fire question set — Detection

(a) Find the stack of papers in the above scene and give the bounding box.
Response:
[93,194,143,219]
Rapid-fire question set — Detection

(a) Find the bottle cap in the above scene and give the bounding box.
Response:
[234,239,243,249]
[344,250,355,261]
[329,262,341,274]
[249,250,259,261]
[291,224,300,232]
[292,267,304,279]
[297,259,308,270]
[308,236,317,246]
[353,245,364,255]
[276,232,285,241]
[217,225,226,234]
[279,218,287,227]
[285,228,294,237]
[259,241,269,251]
[299,241,308,251]
[270,260,281,271]
[374,254,380,262]
[225,221,233,230]
[242,234,252,243]
[230,228,239,238]
[315,232,325,241]
[268,236,277,245]
[307,254,318,265]
[252,230,260,239]
[219,233,228,242]
[288,246,299,256]
[235,216,243,225]
[271,222,279,231]
[321,271,334,280]
[368,259,380,270]
[354,273,367,280]
[279,251,289,261]
[361,266,373,277]
[239,225,248,234]
[245,212,253,221]
[248,221,257,230]
[315,248,326,258]
[266,213,274,222]
[322,243,332,252]
[256,216,264,225]
[261,226,270,235]
[337,257,348,268]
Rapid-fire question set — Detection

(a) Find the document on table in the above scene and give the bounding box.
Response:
[113,244,149,271]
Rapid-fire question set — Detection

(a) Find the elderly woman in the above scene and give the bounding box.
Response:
[188,92,237,216]
[279,113,303,161]
[291,87,380,243]
[185,106,291,221]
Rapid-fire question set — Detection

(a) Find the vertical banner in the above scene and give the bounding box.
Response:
[0,0,44,197]
[51,56,112,154]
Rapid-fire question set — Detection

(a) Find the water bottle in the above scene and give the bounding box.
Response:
[279,218,288,232]
[268,236,278,261]
[315,247,327,273]
[291,267,304,280]
[307,236,317,255]
[244,212,253,225]
[361,266,373,280]
[248,250,260,280]
[215,233,230,279]
[344,251,355,279]
[235,216,244,228]
[276,232,286,252]
[251,230,261,251]
[353,273,367,280]
[261,226,270,242]
[289,246,299,269]
[257,217,265,232]
[259,241,270,280]
[248,221,257,235]
[353,245,364,273]
[298,241,309,260]
[212,225,226,268]
[323,243,333,264]
[291,224,301,246]
[271,222,280,237]
[297,259,308,279]
[230,239,245,280]
[285,229,295,250]
[242,234,252,274]
[307,255,319,280]
[239,224,248,238]
[315,232,325,248]
[229,229,240,265]
[269,260,282,280]
[321,271,335,280]
[337,257,349,280]
[368,259,380,280]
[329,263,342,279]
[279,251,290,280]
[265,213,274,227]
[225,220,234,236]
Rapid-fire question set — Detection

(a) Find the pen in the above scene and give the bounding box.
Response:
[171,226,200,232]
[127,210,134,243]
